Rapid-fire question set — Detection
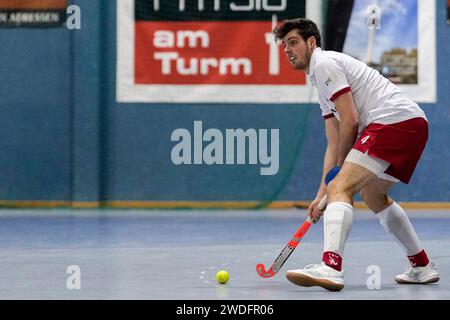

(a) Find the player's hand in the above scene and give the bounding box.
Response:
[306,166,340,223]
[308,197,325,224]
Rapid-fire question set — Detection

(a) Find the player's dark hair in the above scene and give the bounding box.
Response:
[273,18,322,47]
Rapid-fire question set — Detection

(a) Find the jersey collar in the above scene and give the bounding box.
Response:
[308,47,322,78]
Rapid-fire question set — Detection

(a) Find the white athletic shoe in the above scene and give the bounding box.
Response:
[395,262,440,284]
[286,262,345,291]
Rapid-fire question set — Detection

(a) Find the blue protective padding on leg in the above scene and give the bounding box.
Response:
[325,166,341,185]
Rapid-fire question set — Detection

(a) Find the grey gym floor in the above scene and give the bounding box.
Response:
[0,208,449,300]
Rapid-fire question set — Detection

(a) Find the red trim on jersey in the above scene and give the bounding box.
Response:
[330,87,351,102]
[323,114,335,120]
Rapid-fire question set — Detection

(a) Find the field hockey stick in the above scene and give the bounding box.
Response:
[256,195,327,278]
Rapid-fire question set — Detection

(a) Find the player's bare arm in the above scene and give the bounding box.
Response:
[333,91,359,165]
[309,117,339,222]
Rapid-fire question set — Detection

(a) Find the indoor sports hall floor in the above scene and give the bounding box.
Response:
[0,208,449,300]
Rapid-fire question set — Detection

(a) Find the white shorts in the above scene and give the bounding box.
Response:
[345,149,400,183]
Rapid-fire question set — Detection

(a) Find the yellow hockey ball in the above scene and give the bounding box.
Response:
[216,270,229,284]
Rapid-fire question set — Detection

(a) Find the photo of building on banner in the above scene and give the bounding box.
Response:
[344,0,418,84]
[342,0,435,102]
[0,0,67,27]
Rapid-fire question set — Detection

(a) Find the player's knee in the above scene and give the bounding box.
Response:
[362,184,387,199]
[327,179,354,197]
[360,188,371,203]
[326,180,337,195]
[361,187,390,211]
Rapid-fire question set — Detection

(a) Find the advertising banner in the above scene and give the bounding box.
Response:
[0,0,67,27]
[117,0,435,103]
[117,0,322,103]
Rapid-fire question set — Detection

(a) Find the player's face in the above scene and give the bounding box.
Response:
[282,30,313,72]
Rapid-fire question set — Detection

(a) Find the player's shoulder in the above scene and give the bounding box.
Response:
[314,50,344,72]
[317,50,370,78]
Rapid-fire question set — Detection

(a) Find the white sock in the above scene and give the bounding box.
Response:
[323,202,354,256]
[377,201,423,256]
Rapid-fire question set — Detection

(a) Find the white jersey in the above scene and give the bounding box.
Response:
[308,48,426,133]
